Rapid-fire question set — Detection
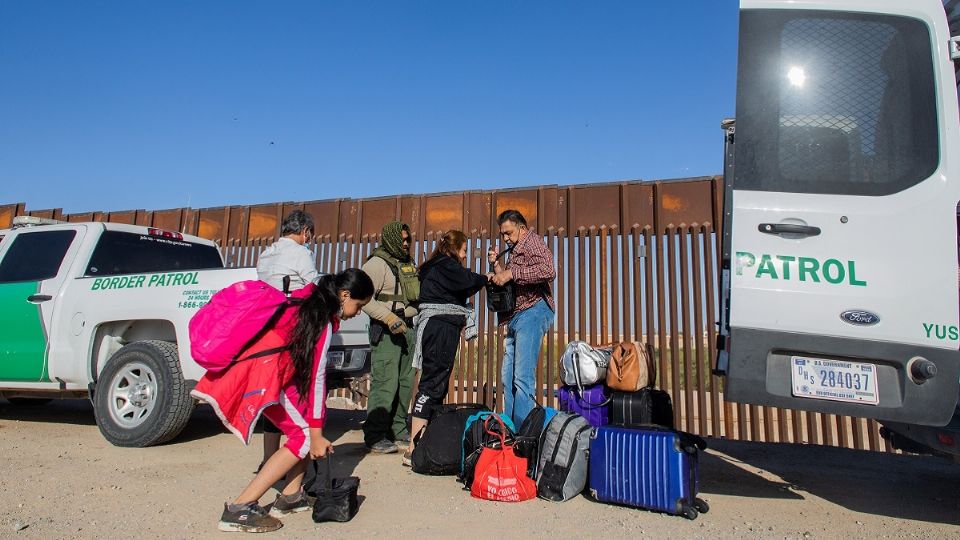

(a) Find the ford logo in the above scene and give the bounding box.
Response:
[840,310,880,326]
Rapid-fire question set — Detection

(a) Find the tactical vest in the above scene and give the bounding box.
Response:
[370,249,420,307]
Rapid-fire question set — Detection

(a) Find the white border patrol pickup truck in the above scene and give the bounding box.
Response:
[0,217,370,447]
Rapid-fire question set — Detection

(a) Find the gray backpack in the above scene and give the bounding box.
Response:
[536,412,592,501]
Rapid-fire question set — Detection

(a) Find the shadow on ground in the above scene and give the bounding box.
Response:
[703,438,960,525]
[0,397,97,427]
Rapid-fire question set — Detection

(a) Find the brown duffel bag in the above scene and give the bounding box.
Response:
[606,341,656,392]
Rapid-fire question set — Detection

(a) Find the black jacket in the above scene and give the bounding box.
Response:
[419,254,487,308]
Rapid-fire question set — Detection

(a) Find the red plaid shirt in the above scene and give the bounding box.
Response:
[499,229,556,324]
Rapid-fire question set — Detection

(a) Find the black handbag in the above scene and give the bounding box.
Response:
[486,245,516,313]
[309,457,360,523]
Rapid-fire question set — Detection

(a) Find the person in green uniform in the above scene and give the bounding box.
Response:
[360,221,419,453]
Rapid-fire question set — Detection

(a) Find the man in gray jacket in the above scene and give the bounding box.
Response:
[361,221,419,453]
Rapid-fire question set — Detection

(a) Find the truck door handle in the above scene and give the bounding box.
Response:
[27,294,52,303]
[758,223,821,237]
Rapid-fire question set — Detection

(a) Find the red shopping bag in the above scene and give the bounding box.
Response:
[470,415,537,502]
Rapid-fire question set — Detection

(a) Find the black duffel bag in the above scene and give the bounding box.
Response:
[308,457,360,523]
[411,403,489,476]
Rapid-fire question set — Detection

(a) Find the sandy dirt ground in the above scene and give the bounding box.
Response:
[0,399,958,539]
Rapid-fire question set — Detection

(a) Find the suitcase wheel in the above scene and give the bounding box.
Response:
[681,506,699,520]
[694,498,709,514]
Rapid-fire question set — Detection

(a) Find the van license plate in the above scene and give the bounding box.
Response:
[791,356,878,405]
[328,351,345,370]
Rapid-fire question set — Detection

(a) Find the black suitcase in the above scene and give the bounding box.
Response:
[610,388,675,429]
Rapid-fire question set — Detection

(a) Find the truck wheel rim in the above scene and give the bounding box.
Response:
[107,361,158,428]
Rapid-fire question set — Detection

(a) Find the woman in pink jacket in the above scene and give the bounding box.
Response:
[194,268,373,533]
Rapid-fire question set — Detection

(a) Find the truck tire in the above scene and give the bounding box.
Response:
[94,340,194,447]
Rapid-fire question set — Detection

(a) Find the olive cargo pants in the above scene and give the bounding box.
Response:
[363,328,415,446]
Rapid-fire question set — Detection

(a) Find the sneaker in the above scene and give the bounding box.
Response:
[218,502,283,533]
[268,490,315,518]
[366,439,398,454]
[394,431,411,445]
[401,450,413,467]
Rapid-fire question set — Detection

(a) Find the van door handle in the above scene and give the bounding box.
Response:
[758,223,821,237]
[27,294,52,303]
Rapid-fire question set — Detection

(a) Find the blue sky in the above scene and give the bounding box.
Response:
[0,1,738,213]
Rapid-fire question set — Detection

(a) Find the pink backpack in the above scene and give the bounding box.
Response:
[189,280,312,373]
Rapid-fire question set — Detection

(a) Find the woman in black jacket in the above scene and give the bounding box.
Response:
[403,230,489,465]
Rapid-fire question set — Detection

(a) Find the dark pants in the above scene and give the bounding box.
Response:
[363,328,415,446]
[412,316,464,421]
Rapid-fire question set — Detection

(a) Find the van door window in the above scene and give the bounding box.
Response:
[0,230,77,283]
[735,10,938,196]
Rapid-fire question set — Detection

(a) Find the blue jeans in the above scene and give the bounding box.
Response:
[502,299,554,425]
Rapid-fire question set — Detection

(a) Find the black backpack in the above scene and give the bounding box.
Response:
[512,405,556,479]
[411,403,488,476]
[458,411,516,488]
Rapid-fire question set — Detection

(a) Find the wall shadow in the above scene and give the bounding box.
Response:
[706,438,960,525]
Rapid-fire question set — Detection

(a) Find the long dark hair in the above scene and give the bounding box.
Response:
[289,268,373,397]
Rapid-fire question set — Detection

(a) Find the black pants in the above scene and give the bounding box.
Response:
[412,316,464,421]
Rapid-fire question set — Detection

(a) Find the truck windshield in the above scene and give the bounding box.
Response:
[734,9,938,196]
[85,230,223,276]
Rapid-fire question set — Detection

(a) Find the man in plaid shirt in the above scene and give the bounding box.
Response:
[489,209,556,425]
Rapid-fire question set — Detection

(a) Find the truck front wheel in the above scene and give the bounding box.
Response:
[94,340,194,447]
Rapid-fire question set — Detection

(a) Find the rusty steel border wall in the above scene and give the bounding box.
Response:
[0,176,893,453]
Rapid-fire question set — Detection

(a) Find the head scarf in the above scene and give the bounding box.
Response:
[379,221,410,261]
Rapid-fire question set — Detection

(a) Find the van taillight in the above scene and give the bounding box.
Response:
[148,228,184,240]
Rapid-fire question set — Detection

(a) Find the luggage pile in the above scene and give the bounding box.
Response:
[559,339,709,519]
[407,340,709,519]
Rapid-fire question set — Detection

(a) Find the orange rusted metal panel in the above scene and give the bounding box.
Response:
[303,200,341,238]
[424,193,464,234]
[152,209,184,232]
[247,204,280,240]
[656,177,715,232]
[568,183,620,230]
[197,208,226,241]
[28,209,59,219]
[494,189,539,230]
[338,200,360,237]
[466,192,492,235]
[67,212,94,223]
[360,197,400,236]
[0,204,22,228]
[107,210,138,225]
[623,183,655,229]
[398,195,422,237]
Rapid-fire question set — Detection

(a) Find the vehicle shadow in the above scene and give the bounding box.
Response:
[174,403,231,442]
[698,446,805,500]
[708,438,960,525]
[0,398,97,426]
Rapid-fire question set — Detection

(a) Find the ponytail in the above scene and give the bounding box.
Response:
[420,230,468,270]
[289,268,373,397]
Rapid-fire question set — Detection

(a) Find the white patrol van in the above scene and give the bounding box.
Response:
[0,218,370,447]
[719,0,960,456]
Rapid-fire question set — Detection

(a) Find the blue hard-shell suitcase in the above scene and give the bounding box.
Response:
[588,425,709,519]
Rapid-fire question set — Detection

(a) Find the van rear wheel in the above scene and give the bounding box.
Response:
[94,340,194,447]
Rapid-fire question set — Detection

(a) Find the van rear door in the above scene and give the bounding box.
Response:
[722,0,960,425]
